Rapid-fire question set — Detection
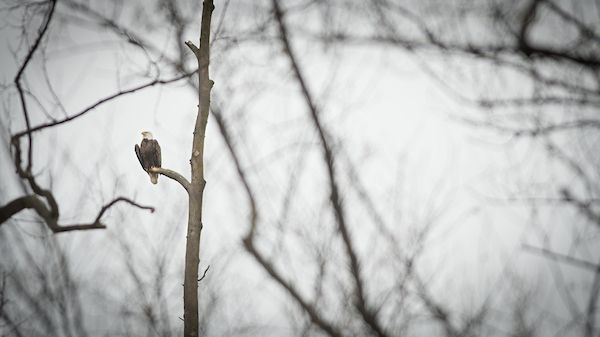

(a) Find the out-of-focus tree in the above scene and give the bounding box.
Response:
[251,0,599,336]
[349,1,600,336]
[214,0,600,336]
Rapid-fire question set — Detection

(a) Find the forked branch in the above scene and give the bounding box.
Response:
[0,195,154,233]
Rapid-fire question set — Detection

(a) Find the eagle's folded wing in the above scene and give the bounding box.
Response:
[134,144,146,170]
[156,141,161,167]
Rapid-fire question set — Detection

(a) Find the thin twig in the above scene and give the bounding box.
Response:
[13,72,194,140]
[198,265,210,282]
[523,244,599,272]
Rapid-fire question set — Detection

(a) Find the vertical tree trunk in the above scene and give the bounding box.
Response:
[184,1,214,336]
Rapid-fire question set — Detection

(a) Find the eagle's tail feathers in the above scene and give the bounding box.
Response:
[150,173,158,184]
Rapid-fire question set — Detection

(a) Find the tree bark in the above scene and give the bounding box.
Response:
[183,1,214,336]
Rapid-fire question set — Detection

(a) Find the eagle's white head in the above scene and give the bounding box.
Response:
[141,131,154,140]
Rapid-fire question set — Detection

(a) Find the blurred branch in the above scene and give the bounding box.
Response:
[517,0,542,53]
[415,278,459,337]
[211,105,257,237]
[12,72,195,140]
[546,141,595,195]
[63,0,169,62]
[160,0,188,71]
[523,244,599,272]
[545,0,600,44]
[212,103,342,337]
[560,188,600,227]
[272,2,389,336]
[585,258,600,337]
[149,167,191,192]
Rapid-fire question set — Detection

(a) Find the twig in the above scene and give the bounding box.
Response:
[198,265,210,282]
[12,72,194,140]
[523,244,599,272]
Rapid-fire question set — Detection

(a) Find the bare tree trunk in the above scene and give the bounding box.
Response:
[183,1,214,336]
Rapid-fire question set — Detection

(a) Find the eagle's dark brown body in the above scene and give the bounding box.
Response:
[135,138,161,184]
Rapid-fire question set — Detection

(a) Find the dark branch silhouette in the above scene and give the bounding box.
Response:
[13,0,56,173]
[0,196,154,233]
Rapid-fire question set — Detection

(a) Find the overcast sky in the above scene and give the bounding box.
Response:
[0,1,594,336]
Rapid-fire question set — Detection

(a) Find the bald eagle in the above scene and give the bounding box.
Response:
[135,131,161,184]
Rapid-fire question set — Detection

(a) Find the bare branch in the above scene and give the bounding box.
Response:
[560,188,600,227]
[149,167,191,192]
[271,2,389,336]
[12,72,194,140]
[243,237,345,337]
[211,103,257,236]
[585,259,600,337]
[91,197,154,224]
[0,195,49,226]
[212,102,343,337]
[523,244,599,272]
[0,195,154,233]
[415,277,460,337]
[184,41,201,57]
[517,0,543,53]
[198,265,210,282]
[14,0,57,173]
[545,0,600,44]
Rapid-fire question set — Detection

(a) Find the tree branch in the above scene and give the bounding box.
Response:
[149,167,191,192]
[585,258,600,337]
[517,0,542,53]
[12,72,194,140]
[212,102,343,337]
[184,41,201,57]
[0,195,154,233]
[272,2,389,336]
[523,244,599,272]
[0,195,49,225]
[560,188,600,227]
[14,0,56,173]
